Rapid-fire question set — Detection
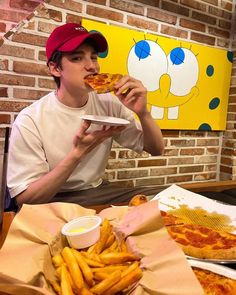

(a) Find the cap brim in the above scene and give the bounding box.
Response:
[58,32,108,53]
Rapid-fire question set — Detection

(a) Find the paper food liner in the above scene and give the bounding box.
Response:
[0,201,204,295]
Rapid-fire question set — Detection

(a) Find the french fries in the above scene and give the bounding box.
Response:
[49,219,142,294]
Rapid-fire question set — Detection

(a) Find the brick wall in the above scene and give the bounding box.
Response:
[0,0,235,189]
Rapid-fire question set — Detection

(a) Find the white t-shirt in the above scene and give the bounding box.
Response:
[7,91,144,197]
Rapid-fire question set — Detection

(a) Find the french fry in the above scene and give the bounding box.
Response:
[81,287,94,295]
[121,261,139,278]
[49,280,61,295]
[104,233,115,248]
[52,254,64,268]
[91,265,129,274]
[93,272,110,281]
[81,251,102,263]
[120,240,128,252]
[103,266,143,295]
[71,248,94,287]
[60,264,74,295]
[99,252,139,264]
[61,247,84,291]
[83,257,105,268]
[93,218,112,254]
[90,270,121,294]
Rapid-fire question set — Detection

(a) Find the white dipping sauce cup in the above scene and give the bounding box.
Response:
[61,215,102,249]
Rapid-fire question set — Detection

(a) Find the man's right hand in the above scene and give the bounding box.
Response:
[72,120,125,159]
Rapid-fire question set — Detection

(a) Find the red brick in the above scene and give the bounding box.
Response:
[147,8,177,25]
[180,0,207,11]
[11,32,47,47]
[13,88,49,100]
[0,87,8,97]
[127,16,158,31]
[0,22,6,32]
[150,167,177,176]
[0,73,35,86]
[38,78,55,89]
[197,139,219,146]
[194,173,216,181]
[86,6,123,22]
[219,19,231,30]
[117,169,148,179]
[179,165,204,173]
[9,0,42,11]
[136,177,165,186]
[180,148,204,155]
[0,9,28,23]
[162,1,189,17]
[0,60,9,70]
[0,44,34,59]
[171,139,195,147]
[106,160,135,169]
[168,157,194,165]
[135,0,160,6]
[180,18,206,32]
[38,21,58,34]
[208,26,230,38]
[118,150,148,159]
[66,14,82,24]
[13,61,50,76]
[138,159,167,167]
[110,0,144,16]
[192,11,216,25]
[45,0,82,12]
[161,25,188,38]
[167,175,193,183]
[0,114,11,124]
[36,6,62,22]
[0,100,31,112]
[191,32,215,46]
[221,1,233,11]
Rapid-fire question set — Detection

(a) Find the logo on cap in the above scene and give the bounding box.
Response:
[75,27,86,31]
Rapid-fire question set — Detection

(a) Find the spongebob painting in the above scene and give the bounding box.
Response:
[82,19,233,131]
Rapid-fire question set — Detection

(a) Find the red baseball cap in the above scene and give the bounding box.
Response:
[46,23,108,61]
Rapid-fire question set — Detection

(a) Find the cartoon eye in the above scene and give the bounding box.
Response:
[167,47,199,96]
[127,40,167,91]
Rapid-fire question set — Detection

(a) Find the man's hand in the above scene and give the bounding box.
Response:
[73,120,125,158]
[114,75,148,116]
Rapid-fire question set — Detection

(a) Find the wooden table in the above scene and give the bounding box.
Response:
[1,179,236,248]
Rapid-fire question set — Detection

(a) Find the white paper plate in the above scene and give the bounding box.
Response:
[188,258,236,280]
[80,115,130,126]
[187,255,236,265]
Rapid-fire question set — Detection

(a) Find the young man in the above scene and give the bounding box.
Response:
[7,23,164,207]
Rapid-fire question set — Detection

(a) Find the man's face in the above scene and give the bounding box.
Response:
[49,43,100,93]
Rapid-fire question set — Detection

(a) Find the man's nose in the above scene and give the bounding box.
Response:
[84,59,96,70]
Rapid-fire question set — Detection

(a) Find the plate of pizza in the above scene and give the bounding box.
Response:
[189,259,236,295]
[84,73,123,94]
[80,115,130,126]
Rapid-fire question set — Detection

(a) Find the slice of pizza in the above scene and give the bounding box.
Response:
[84,73,123,94]
[160,211,185,226]
[192,267,236,295]
[166,223,236,260]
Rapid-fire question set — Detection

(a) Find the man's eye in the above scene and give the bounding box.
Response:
[71,56,82,61]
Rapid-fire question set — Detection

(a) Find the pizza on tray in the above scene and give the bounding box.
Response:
[84,73,123,94]
[192,267,236,295]
[162,212,236,260]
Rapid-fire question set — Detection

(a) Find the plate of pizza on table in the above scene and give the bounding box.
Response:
[189,259,236,295]
[152,185,236,263]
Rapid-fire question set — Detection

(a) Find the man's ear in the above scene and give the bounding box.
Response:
[48,61,61,77]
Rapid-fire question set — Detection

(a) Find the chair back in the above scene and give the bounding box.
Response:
[0,127,9,226]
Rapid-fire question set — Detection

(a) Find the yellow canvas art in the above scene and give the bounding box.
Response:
[82,19,233,131]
